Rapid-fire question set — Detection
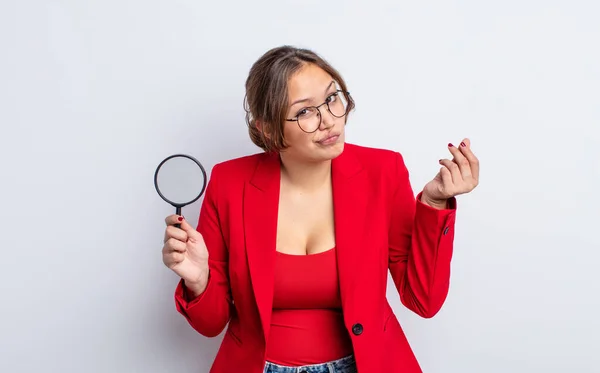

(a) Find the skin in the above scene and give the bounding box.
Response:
[275,63,345,256]
[162,62,480,297]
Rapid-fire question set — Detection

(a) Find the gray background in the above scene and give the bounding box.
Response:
[1,0,599,372]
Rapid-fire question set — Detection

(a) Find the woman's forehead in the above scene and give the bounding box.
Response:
[288,64,335,103]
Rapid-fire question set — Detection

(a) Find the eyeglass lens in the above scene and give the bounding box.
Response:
[297,91,349,132]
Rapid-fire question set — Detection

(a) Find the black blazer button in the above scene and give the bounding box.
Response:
[351,323,363,335]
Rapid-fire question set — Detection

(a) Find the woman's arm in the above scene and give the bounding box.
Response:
[388,152,457,318]
[173,163,233,337]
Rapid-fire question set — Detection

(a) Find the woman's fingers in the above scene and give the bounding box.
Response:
[164,224,188,244]
[165,214,184,226]
[439,165,453,189]
[164,237,187,253]
[177,216,203,242]
[447,142,472,180]
[439,158,461,186]
[163,251,185,267]
[458,138,480,184]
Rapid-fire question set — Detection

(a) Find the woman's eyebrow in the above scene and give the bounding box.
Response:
[289,81,335,107]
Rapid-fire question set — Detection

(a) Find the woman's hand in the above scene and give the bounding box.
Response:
[422,138,480,208]
[162,215,210,296]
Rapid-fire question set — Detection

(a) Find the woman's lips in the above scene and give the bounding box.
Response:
[317,134,339,145]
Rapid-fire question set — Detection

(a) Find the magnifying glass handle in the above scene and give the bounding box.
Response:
[175,206,182,228]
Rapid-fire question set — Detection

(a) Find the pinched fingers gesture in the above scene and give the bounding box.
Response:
[423,138,480,203]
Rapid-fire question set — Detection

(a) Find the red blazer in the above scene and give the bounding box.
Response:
[174,143,457,373]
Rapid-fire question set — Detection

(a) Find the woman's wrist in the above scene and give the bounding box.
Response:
[184,268,209,299]
[420,194,448,210]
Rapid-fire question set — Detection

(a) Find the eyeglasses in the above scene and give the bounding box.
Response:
[285,90,351,133]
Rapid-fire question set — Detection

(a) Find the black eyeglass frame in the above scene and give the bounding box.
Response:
[285,90,353,133]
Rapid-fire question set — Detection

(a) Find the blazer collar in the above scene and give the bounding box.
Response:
[249,143,364,190]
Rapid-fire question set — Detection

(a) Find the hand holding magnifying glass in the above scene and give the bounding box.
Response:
[154,154,210,295]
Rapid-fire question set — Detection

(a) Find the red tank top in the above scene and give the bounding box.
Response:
[264,247,354,366]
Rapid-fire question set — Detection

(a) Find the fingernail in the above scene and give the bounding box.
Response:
[178,216,183,221]
[460,142,466,147]
[448,143,454,147]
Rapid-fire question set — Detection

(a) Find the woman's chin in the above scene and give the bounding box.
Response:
[315,141,344,160]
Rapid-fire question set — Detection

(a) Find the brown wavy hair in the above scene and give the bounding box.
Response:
[244,45,355,152]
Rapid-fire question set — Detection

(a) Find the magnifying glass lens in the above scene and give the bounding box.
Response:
[154,154,207,228]
[156,157,205,204]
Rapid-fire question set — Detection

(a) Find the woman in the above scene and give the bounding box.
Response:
[162,45,479,373]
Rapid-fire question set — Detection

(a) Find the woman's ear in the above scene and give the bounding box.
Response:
[256,120,271,140]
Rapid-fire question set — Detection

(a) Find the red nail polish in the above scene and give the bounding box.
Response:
[460,142,466,147]
[178,216,183,221]
[448,143,454,147]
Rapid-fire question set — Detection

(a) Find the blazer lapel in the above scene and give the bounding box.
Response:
[242,144,369,341]
[331,145,369,314]
[243,152,280,341]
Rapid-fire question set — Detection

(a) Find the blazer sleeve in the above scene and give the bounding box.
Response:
[388,152,457,318]
[173,163,232,337]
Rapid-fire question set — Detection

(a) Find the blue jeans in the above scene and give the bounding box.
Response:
[264,355,357,373]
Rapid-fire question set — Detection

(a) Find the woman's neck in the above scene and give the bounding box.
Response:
[279,154,332,192]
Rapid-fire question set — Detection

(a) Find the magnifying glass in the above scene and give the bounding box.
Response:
[154,154,207,228]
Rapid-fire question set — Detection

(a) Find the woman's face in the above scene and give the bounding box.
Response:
[280,63,347,163]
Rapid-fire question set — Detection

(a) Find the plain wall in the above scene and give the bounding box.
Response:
[1,0,599,372]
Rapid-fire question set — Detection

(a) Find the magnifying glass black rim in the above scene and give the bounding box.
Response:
[153,153,207,208]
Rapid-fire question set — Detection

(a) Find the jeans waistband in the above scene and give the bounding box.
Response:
[264,355,356,373]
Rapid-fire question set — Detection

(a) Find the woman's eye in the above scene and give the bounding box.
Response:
[297,108,308,117]
[326,92,338,103]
